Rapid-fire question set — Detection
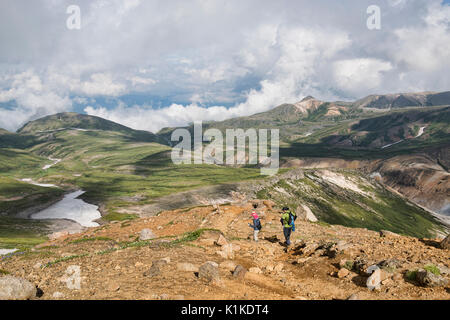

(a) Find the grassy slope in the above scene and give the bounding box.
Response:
[281,106,450,160]
[26,129,264,219]
[256,170,446,238]
[0,154,63,249]
[2,106,448,247]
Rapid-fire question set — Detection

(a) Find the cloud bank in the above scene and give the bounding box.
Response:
[0,0,449,132]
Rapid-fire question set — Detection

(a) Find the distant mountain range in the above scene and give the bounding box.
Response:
[353,91,450,109]
[0,90,449,243]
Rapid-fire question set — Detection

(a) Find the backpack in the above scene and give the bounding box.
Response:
[288,211,297,226]
[255,218,262,231]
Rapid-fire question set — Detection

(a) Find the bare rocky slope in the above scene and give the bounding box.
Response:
[1,200,449,300]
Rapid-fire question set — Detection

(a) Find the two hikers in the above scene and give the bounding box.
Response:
[280,207,297,246]
[248,203,262,242]
[247,203,297,246]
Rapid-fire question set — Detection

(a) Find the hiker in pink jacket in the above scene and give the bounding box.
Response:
[248,204,262,242]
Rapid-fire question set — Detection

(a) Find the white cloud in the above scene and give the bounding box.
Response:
[0,0,449,132]
[333,59,393,94]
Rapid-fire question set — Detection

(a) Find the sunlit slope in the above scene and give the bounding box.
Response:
[254,169,446,238]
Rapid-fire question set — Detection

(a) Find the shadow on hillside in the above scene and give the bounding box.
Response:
[133,150,174,175]
[419,238,441,249]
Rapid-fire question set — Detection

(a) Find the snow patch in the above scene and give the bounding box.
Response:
[43,158,61,170]
[20,178,58,188]
[0,249,18,256]
[381,140,404,149]
[415,126,426,138]
[370,172,382,179]
[31,190,101,227]
[320,170,368,196]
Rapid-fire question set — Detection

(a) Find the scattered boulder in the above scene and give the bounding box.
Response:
[339,259,354,270]
[274,263,284,273]
[377,259,403,271]
[416,269,449,287]
[139,229,156,241]
[215,235,228,247]
[161,257,171,264]
[33,262,43,269]
[366,268,381,291]
[48,231,69,241]
[263,200,275,210]
[393,273,403,281]
[176,263,199,273]
[293,242,319,257]
[106,283,120,292]
[232,265,247,281]
[353,258,370,276]
[144,259,167,277]
[52,292,65,299]
[347,294,359,300]
[437,264,450,276]
[440,234,450,249]
[0,276,37,300]
[216,243,235,259]
[337,268,350,279]
[265,265,275,272]
[198,261,220,282]
[380,230,399,238]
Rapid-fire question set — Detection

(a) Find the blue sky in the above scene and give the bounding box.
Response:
[0,0,449,132]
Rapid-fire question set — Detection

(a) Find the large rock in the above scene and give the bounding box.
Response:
[263,200,275,210]
[139,229,156,241]
[49,231,69,241]
[144,259,167,277]
[366,268,381,291]
[215,235,228,247]
[337,268,350,279]
[232,265,247,281]
[380,230,400,238]
[216,244,234,259]
[377,258,403,270]
[416,269,449,287]
[198,262,220,282]
[440,234,450,249]
[353,258,370,276]
[293,242,319,257]
[0,276,36,300]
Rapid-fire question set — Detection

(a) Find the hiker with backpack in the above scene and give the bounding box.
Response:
[280,207,297,246]
[248,203,262,242]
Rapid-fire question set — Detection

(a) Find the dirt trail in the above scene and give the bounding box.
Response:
[1,201,449,300]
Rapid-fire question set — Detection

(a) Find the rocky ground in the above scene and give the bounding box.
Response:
[1,201,449,300]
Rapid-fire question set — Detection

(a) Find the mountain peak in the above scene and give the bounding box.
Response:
[17,112,133,134]
[300,95,316,102]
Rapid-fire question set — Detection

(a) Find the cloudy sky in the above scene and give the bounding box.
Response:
[0,0,449,132]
